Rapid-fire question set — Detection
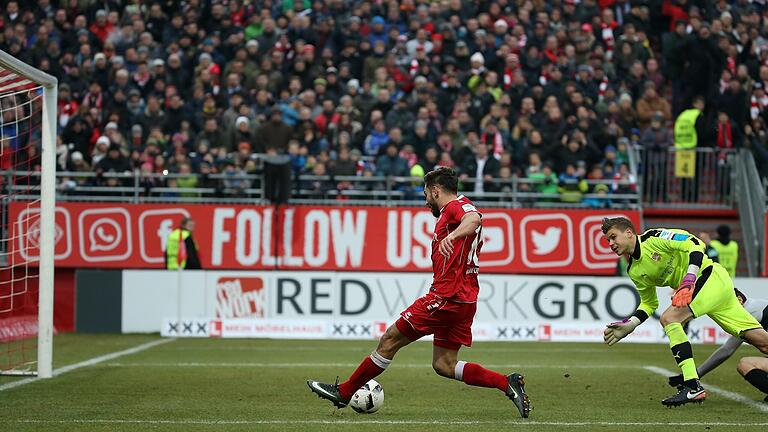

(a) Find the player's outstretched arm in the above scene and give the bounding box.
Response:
[604,313,643,346]
[604,283,658,345]
[439,212,481,258]
[698,336,743,376]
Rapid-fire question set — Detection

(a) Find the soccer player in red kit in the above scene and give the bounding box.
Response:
[307,167,530,418]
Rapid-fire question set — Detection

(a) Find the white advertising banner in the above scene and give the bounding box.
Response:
[126,270,765,344]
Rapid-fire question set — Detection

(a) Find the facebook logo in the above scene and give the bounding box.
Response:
[138,209,190,264]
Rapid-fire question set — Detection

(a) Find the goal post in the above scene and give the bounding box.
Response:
[0,50,57,378]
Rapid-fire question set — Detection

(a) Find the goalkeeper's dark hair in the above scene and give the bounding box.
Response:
[600,216,636,234]
[424,167,458,194]
[734,288,747,303]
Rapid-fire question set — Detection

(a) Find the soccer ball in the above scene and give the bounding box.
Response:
[349,379,384,413]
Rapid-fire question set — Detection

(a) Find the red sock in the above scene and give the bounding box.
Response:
[461,362,508,392]
[338,356,387,400]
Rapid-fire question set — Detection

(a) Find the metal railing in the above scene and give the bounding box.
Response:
[736,149,766,276]
[292,175,639,208]
[634,147,738,209]
[0,170,640,209]
[3,170,265,203]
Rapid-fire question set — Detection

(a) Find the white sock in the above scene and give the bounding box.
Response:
[454,360,467,381]
[369,351,392,370]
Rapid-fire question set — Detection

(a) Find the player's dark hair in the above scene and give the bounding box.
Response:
[601,217,636,234]
[424,167,458,194]
[734,288,747,303]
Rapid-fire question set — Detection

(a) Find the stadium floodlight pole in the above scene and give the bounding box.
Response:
[0,50,58,378]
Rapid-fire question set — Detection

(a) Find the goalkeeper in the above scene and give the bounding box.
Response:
[668,288,768,401]
[600,217,768,407]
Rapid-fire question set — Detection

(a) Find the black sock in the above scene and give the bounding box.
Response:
[683,378,700,389]
[744,369,768,393]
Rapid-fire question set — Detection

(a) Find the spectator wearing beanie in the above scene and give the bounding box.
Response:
[256,108,292,154]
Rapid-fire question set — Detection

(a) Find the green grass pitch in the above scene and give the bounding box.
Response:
[1,334,767,431]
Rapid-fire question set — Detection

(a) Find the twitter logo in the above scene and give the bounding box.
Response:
[531,227,561,255]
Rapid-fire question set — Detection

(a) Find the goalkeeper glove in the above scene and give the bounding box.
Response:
[604,316,641,346]
[672,273,696,308]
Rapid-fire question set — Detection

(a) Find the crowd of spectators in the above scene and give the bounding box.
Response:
[4,0,768,203]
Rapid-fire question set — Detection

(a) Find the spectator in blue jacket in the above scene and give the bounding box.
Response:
[364,118,390,156]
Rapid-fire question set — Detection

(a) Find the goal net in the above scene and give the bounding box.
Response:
[0,51,57,378]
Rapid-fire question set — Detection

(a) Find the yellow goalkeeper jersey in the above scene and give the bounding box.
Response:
[628,228,713,317]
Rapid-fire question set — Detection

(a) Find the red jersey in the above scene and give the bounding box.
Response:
[430,195,482,302]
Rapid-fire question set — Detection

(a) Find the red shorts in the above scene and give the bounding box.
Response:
[395,293,477,351]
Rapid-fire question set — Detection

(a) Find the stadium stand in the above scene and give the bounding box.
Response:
[1,0,766,209]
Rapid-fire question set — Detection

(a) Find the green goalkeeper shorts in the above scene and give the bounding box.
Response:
[689,264,762,338]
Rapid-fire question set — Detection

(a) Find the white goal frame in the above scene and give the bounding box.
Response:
[0,50,57,378]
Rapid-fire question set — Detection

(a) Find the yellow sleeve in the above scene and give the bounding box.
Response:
[636,283,659,317]
[646,233,705,254]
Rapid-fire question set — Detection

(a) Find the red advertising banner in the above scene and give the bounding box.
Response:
[8,202,639,275]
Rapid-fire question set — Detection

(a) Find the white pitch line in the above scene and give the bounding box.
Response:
[98,362,640,369]
[8,419,768,427]
[643,366,768,413]
[168,346,606,353]
[0,338,175,392]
